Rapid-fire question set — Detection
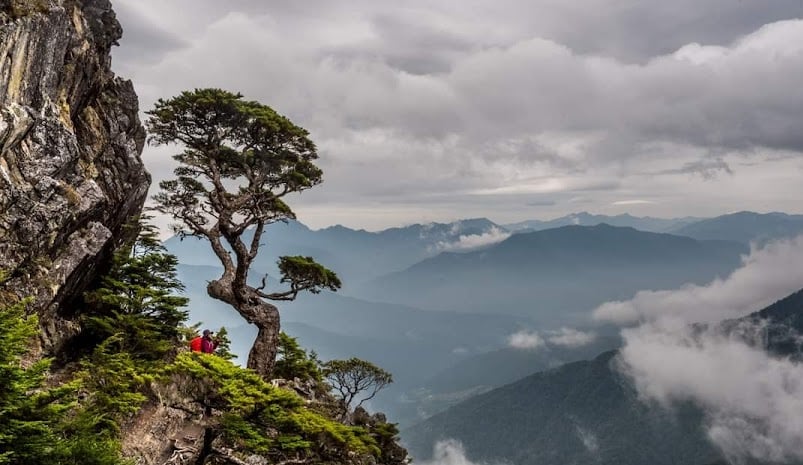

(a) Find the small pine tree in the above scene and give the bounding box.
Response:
[273,332,322,382]
[83,217,189,361]
[212,327,236,360]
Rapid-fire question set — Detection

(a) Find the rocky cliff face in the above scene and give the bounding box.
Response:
[0,0,149,354]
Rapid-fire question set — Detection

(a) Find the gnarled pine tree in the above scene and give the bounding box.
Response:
[147,89,340,377]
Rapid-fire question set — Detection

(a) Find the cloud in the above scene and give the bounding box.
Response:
[435,227,511,251]
[525,199,557,207]
[619,319,803,463]
[112,1,190,67]
[575,425,600,454]
[507,328,597,350]
[507,330,545,350]
[419,440,488,465]
[593,235,803,326]
[598,236,803,462]
[116,1,803,230]
[611,200,655,206]
[546,328,597,348]
[655,158,734,180]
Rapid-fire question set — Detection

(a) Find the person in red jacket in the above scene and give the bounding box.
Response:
[201,329,219,354]
[190,329,218,353]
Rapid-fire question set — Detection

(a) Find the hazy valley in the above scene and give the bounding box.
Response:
[166,210,803,463]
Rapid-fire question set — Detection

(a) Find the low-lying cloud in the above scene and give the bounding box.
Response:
[602,236,803,463]
[435,227,511,252]
[575,425,600,454]
[507,330,545,350]
[419,440,487,465]
[594,235,803,327]
[546,328,597,347]
[620,320,803,463]
[507,328,597,350]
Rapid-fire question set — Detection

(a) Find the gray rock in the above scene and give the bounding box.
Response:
[0,0,150,355]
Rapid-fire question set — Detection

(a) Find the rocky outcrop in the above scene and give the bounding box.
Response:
[0,0,149,354]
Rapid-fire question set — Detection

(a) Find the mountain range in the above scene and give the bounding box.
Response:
[400,334,621,422]
[356,224,747,322]
[165,218,508,288]
[504,212,702,233]
[505,211,803,246]
[670,211,803,245]
[402,289,803,465]
[164,211,803,294]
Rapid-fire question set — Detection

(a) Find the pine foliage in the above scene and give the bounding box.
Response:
[82,219,188,361]
[273,332,323,383]
[171,352,381,461]
[0,300,126,465]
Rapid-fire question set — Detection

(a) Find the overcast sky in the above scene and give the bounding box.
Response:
[111,0,803,231]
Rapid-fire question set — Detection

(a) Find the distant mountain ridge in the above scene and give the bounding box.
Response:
[505,211,702,233]
[163,211,802,290]
[165,218,508,287]
[403,288,803,465]
[357,224,748,322]
[405,350,720,465]
[669,211,803,245]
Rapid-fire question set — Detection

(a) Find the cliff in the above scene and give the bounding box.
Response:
[0,0,149,354]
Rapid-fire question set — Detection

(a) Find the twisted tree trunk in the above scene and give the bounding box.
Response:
[207,279,280,378]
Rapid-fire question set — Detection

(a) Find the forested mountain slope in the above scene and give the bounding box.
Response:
[404,288,803,465]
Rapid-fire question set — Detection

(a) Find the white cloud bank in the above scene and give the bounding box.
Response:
[507,330,545,350]
[436,227,511,252]
[547,328,597,348]
[507,328,597,350]
[419,440,488,465]
[595,236,803,463]
[621,323,803,463]
[594,236,803,327]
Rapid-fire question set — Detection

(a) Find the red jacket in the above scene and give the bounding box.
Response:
[189,336,203,352]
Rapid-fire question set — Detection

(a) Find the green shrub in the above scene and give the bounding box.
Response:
[74,336,153,434]
[170,352,380,460]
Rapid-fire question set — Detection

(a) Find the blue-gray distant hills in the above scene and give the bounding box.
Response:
[402,289,803,465]
[164,211,803,298]
[669,211,803,245]
[356,224,748,323]
[173,262,530,426]
[505,211,702,233]
[165,218,507,287]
